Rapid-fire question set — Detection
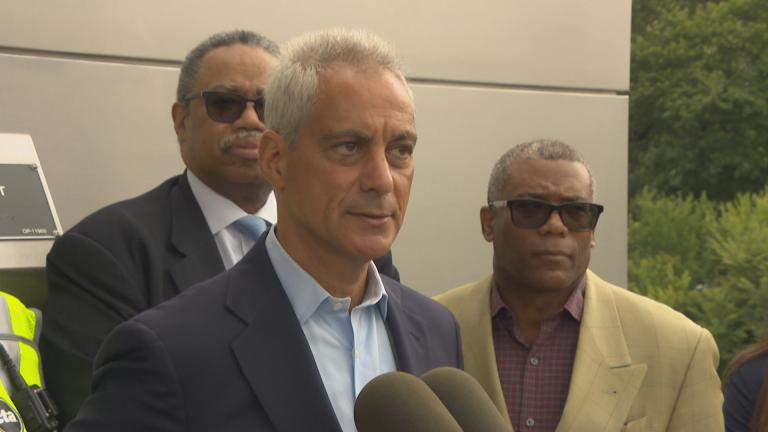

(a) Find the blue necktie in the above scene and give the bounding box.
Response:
[232,215,269,240]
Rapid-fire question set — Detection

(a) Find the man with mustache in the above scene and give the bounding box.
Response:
[436,139,723,431]
[64,28,461,432]
[40,29,399,426]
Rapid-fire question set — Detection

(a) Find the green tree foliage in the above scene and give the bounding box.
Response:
[631,0,708,37]
[629,0,768,200]
[629,188,768,369]
[629,188,717,286]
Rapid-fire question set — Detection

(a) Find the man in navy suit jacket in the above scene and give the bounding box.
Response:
[42,30,398,426]
[65,29,462,432]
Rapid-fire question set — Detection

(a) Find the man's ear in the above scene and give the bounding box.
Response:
[480,206,495,242]
[171,102,188,144]
[590,230,597,248]
[259,130,288,189]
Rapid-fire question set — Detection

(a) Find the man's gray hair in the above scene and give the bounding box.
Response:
[176,30,279,103]
[487,138,596,202]
[265,28,411,148]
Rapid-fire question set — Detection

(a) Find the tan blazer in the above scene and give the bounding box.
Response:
[435,270,724,431]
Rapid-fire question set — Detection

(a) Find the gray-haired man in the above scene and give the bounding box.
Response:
[43,29,399,426]
[436,139,723,431]
[64,29,461,432]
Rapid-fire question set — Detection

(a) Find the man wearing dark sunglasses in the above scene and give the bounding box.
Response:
[436,139,723,431]
[39,29,281,427]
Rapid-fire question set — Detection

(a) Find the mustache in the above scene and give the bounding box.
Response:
[220,130,262,151]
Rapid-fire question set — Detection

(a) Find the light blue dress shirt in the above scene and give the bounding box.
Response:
[265,227,396,432]
[187,170,277,269]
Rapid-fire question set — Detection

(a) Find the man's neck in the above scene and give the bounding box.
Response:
[187,169,272,214]
[218,183,272,214]
[274,227,369,309]
[494,273,581,345]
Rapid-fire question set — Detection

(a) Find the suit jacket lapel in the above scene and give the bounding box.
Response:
[227,239,341,432]
[459,277,511,423]
[383,279,426,373]
[556,270,647,432]
[168,173,225,292]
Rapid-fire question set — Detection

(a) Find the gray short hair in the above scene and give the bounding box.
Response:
[265,28,411,148]
[176,30,279,103]
[487,138,595,202]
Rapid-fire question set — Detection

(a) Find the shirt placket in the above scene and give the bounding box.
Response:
[518,316,561,431]
[350,305,364,396]
[519,345,541,430]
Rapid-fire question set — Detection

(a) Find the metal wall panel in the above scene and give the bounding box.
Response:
[1,0,631,90]
[0,52,627,290]
[0,0,630,291]
[0,54,183,229]
[395,85,627,293]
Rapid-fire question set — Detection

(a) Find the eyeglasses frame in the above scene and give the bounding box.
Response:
[487,198,604,232]
[183,90,265,123]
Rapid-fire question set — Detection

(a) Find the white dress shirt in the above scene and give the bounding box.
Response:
[186,170,276,269]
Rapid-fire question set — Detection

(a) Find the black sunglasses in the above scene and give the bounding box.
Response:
[488,198,604,232]
[183,91,265,123]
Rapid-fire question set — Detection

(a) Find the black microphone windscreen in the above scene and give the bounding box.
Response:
[421,367,513,432]
[354,371,462,432]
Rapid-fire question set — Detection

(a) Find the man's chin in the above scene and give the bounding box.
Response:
[349,237,395,262]
[533,271,580,293]
[224,168,268,185]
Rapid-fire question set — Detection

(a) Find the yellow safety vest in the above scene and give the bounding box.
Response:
[0,292,44,432]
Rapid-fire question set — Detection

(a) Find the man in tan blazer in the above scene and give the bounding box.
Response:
[436,139,723,431]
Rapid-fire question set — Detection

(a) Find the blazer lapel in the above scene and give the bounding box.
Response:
[435,276,511,423]
[383,279,426,374]
[458,277,511,423]
[556,270,647,432]
[168,173,225,292]
[227,240,341,432]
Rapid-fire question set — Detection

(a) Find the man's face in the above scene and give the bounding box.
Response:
[172,44,277,194]
[266,64,416,264]
[481,159,596,293]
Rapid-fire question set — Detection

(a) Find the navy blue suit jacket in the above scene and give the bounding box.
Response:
[65,235,462,432]
[42,173,400,425]
[724,352,768,431]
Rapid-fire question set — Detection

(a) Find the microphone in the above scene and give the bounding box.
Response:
[421,367,513,432]
[354,371,461,432]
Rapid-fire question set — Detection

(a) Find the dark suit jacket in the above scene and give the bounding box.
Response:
[42,173,400,425]
[65,235,462,432]
[724,352,768,432]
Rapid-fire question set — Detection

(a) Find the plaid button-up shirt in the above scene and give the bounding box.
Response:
[491,278,585,432]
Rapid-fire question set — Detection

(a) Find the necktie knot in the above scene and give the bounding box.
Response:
[232,215,268,240]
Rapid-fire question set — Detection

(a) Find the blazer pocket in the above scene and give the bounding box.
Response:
[620,417,646,432]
